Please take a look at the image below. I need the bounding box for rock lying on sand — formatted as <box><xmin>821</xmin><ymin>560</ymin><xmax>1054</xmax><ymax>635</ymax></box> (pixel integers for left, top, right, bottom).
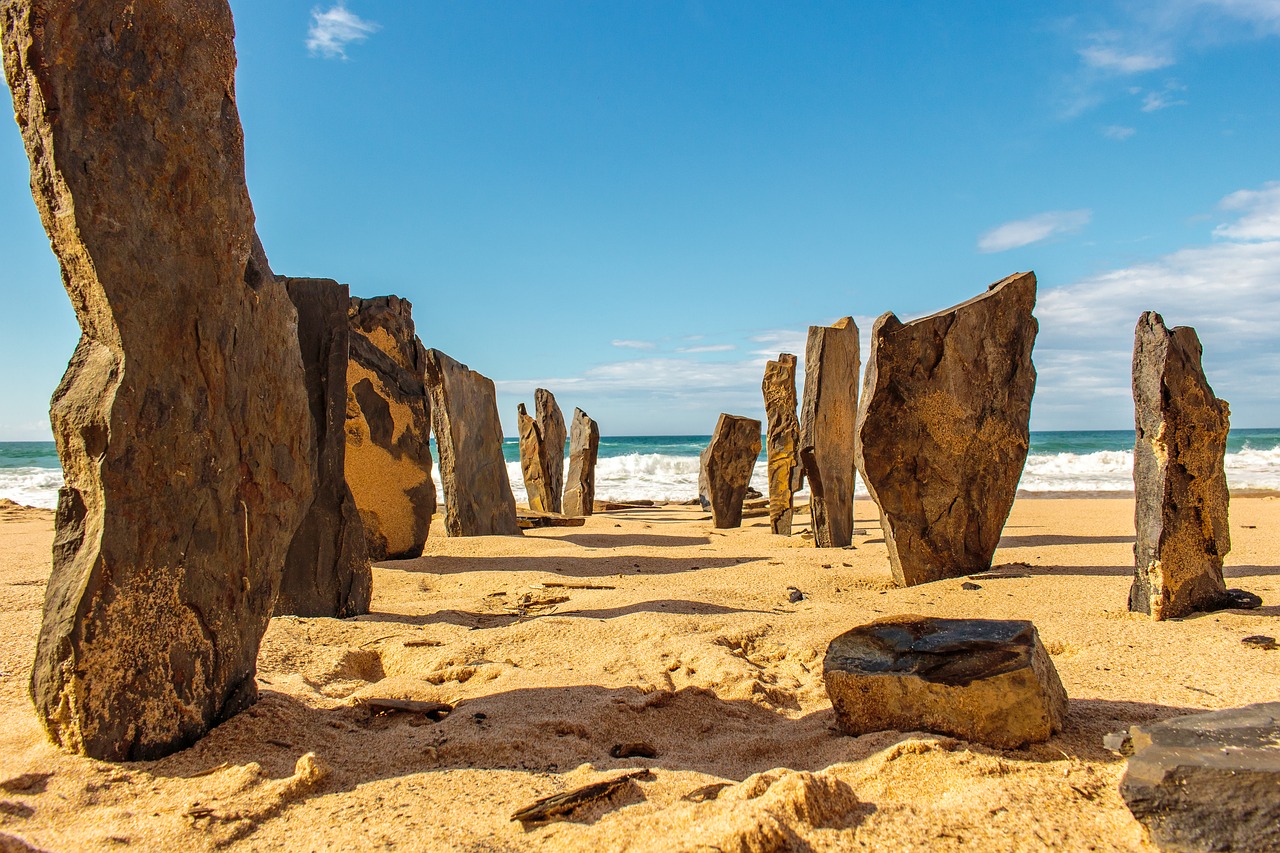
<box><xmin>1131</xmin><ymin>311</ymin><xmax>1232</xmax><ymax>620</ymax></box>
<box><xmin>800</xmin><ymin>318</ymin><xmax>859</xmax><ymax>548</ymax></box>
<box><xmin>762</xmin><ymin>353</ymin><xmax>803</xmax><ymax>536</ymax></box>
<box><xmin>824</xmin><ymin>615</ymin><xmax>1067</xmax><ymax>749</ymax></box>
<box><xmin>1119</xmin><ymin>702</ymin><xmax>1280</xmax><ymax>853</ymax></box>
<box><xmin>564</xmin><ymin>408</ymin><xmax>601</xmax><ymax>517</ymax></box>
<box><xmin>278</xmin><ymin>279</ymin><xmax>371</xmax><ymax>617</ymax></box>
<box><xmin>425</xmin><ymin>349</ymin><xmax>521</xmax><ymax>536</ymax></box>
<box><xmin>345</xmin><ymin>295</ymin><xmax>436</xmax><ymax>560</ymax></box>
<box><xmin>856</xmin><ymin>273</ymin><xmax>1038</xmax><ymax>587</ymax></box>
<box><xmin>536</xmin><ymin>389</ymin><xmax>567</xmax><ymax>514</ymax></box>
<box><xmin>517</xmin><ymin>402</ymin><xmax>552</xmax><ymax>512</ymax></box>
<box><xmin>5</xmin><ymin>0</ymin><xmax>312</xmax><ymax>760</ymax></box>
<box><xmin>701</xmin><ymin>414</ymin><xmax>763</xmax><ymax>529</ymax></box>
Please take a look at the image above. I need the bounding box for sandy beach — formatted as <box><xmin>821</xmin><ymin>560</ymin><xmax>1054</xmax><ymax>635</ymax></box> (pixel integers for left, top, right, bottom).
<box><xmin>1</xmin><ymin>494</ymin><xmax>1277</xmax><ymax>851</ymax></box>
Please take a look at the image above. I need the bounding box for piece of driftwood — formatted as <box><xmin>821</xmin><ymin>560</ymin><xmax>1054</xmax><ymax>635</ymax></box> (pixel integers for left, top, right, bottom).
<box><xmin>361</xmin><ymin>698</ymin><xmax>452</xmax><ymax>719</ymax></box>
<box><xmin>511</xmin><ymin>770</ymin><xmax>651</xmax><ymax>824</ymax></box>
<box><xmin>517</xmin><ymin>512</ymin><xmax>587</xmax><ymax>529</ymax></box>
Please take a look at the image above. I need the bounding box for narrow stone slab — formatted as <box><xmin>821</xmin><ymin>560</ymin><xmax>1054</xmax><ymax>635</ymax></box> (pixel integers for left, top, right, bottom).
<box><xmin>1131</xmin><ymin>312</ymin><xmax>1232</xmax><ymax>620</ymax></box>
<box><xmin>535</xmin><ymin>389</ymin><xmax>567</xmax><ymax>514</ymax></box>
<box><xmin>5</xmin><ymin>1</ymin><xmax>312</xmax><ymax>760</ymax></box>
<box><xmin>856</xmin><ymin>273</ymin><xmax>1037</xmax><ymax>586</ymax></box>
<box><xmin>762</xmin><ymin>353</ymin><xmax>802</xmax><ymax>536</ymax></box>
<box><xmin>517</xmin><ymin>402</ymin><xmax>552</xmax><ymax>512</ymax></box>
<box><xmin>424</xmin><ymin>349</ymin><xmax>521</xmax><ymax>536</ymax></box>
<box><xmin>824</xmin><ymin>615</ymin><xmax>1067</xmax><ymax>749</ymax></box>
<box><xmin>278</xmin><ymin>279</ymin><xmax>371</xmax><ymax>617</ymax></box>
<box><xmin>1120</xmin><ymin>703</ymin><xmax>1280</xmax><ymax>853</ymax></box>
<box><xmin>345</xmin><ymin>295</ymin><xmax>435</xmax><ymax>560</ymax></box>
<box><xmin>517</xmin><ymin>512</ymin><xmax>587</xmax><ymax>529</ymax></box>
<box><xmin>564</xmin><ymin>408</ymin><xmax>600</xmax><ymax>517</ymax></box>
<box><xmin>701</xmin><ymin>414</ymin><xmax>763</xmax><ymax>529</ymax></box>
<box><xmin>800</xmin><ymin>318</ymin><xmax>859</xmax><ymax>548</ymax></box>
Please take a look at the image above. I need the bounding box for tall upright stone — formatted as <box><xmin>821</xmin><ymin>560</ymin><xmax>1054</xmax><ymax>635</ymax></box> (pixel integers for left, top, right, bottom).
<box><xmin>762</xmin><ymin>353</ymin><xmax>802</xmax><ymax>536</ymax></box>
<box><xmin>517</xmin><ymin>402</ymin><xmax>552</xmax><ymax>512</ymax></box>
<box><xmin>535</xmin><ymin>388</ymin><xmax>567</xmax><ymax>514</ymax></box>
<box><xmin>424</xmin><ymin>349</ymin><xmax>521</xmax><ymax>536</ymax></box>
<box><xmin>278</xmin><ymin>279</ymin><xmax>371</xmax><ymax>618</ymax></box>
<box><xmin>702</xmin><ymin>414</ymin><xmax>763</xmax><ymax>529</ymax></box>
<box><xmin>564</xmin><ymin>408</ymin><xmax>600</xmax><ymax>517</ymax></box>
<box><xmin>856</xmin><ymin>273</ymin><xmax>1038</xmax><ymax>587</ymax></box>
<box><xmin>345</xmin><ymin>295</ymin><xmax>435</xmax><ymax>560</ymax></box>
<box><xmin>4</xmin><ymin>0</ymin><xmax>312</xmax><ymax>760</ymax></box>
<box><xmin>800</xmin><ymin>318</ymin><xmax>860</xmax><ymax>547</ymax></box>
<box><xmin>1131</xmin><ymin>311</ymin><xmax>1231</xmax><ymax>620</ymax></box>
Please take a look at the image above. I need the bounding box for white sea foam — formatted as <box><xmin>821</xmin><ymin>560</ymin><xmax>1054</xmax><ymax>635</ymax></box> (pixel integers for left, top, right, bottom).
<box><xmin>0</xmin><ymin>467</ymin><xmax>63</xmax><ymax>509</ymax></box>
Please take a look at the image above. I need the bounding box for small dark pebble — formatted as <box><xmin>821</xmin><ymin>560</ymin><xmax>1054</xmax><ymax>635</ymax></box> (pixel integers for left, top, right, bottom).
<box><xmin>788</xmin><ymin>587</ymin><xmax>805</xmax><ymax>603</ymax></box>
<box><xmin>961</xmin><ymin>581</ymin><xmax>982</xmax><ymax>591</ymax></box>
<box><xmin>1241</xmin><ymin>635</ymin><xmax>1278</xmax><ymax>650</ymax></box>
<box><xmin>682</xmin><ymin>782</ymin><xmax>732</xmax><ymax>803</ymax></box>
<box><xmin>1203</xmin><ymin>588</ymin><xmax>1263</xmax><ymax>611</ymax></box>
<box><xmin>610</xmin><ymin>742</ymin><xmax>658</xmax><ymax>759</ymax></box>
<box><xmin>473</xmin><ymin>712</ymin><xmax>488</xmax><ymax>723</ymax></box>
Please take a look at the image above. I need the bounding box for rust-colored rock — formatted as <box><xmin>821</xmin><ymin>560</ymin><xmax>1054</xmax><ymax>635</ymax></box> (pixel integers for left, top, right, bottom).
<box><xmin>424</xmin><ymin>349</ymin><xmax>521</xmax><ymax>536</ymax></box>
<box><xmin>762</xmin><ymin>353</ymin><xmax>802</xmax><ymax>536</ymax></box>
<box><xmin>517</xmin><ymin>402</ymin><xmax>551</xmax><ymax>512</ymax></box>
<box><xmin>4</xmin><ymin>0</ymin><xmax>312</xmax><ymax>760</ymax></box>
<box><xmin>345</xmin><ymin>295</ymin><xmax>436</xmax><ymax>560</ymax></box>
<box><xmin>856</xmin><ymin>273</ymin><xmax>1037</xmax><ymax>586</ymax></box>
<box><xmin>563</xmin><ymin>408</ymin><xmax>600</xmax><ymax>517</ymax></box>
<box><xmin>701</xmin><ymin>414</ymin><xmax>763</xmax><ymax>529</ymax></box>
<box><xmin>1131</xmin><ymin>312</ymin><xmax>1231</xmax><ymax>620</ymax></box>
<box><xmin>535</xmin><ymin>389</ymin><xmax>567</xmax><ymax>514</ymax></box>
<box><xmin>800</xmin><ymin>318</ymin><xmax>860</xmax><ymax>547</ymax></box>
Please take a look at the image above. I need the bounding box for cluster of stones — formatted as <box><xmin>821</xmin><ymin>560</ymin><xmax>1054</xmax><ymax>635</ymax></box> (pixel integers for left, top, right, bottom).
<box><xmin>518</xmin><ymin>392</ymin><xmax>599</xmax><ymax>519</ymax></box>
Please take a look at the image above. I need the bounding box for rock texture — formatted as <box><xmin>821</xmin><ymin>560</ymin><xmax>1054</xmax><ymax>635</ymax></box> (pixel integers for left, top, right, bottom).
<box><xmin>701</xmin><ymin>414</ymin><xmax>763</xmax><ymax>529</ymax></box>
<box><xmin>800</xmin><ymin>318</ymin><xmax>860</xmax><ymax>548</ymax></box>
<box><xmin>824</xmin><ymin>616</ymin><xmax>1067</xmax><ymax>749</ymax></box>
<box><xmin>278</xmin><ymin>279</ymin><xmax>371</xmax><ymax>618</ymax></box>
<box><xmin>762</xmin><ymin>353</ymin><xmax>802</xmax><ymax>536</ymax></box>
<box><xmin>1131</xmin><ymin>312</ymin><xmax>1232</xmax><ymax>620</ymax></box>
<box><xmin>424</xmin><ymin>349</ymin><xmax>521</xmax><ymax>536</ymax></box>
<box><xmin>345</xmin><ymin>295</ymin><xmax>436</xmax><ymax>560</ymax></box>
<box><xmin>4</xmin><ymin>0</ymin><xmax>313</xmax><ymax>760</ymax></box>
<box><xmin>564</xmin><ymin>408</ymin><xmax>600</xmax><ymax>518</ymax></box>
<box><xmin>517</xmin><ymin>403</ymin><xmax>552</xmax><ymax>512</ymax></box>
<box><xmin>856</xmin><ymin>273</ymin><xmax>1038</xmax><ymax>586</ymax></box>
<box><xmin>535</xmin><ymin>389</ymin><xmax>567</xmax><ymax>514</ymax></box>
<box><xmin>1120</xmin><ymin>703</ymin><xmax>1280</xmax><ymax>853</ymax></box>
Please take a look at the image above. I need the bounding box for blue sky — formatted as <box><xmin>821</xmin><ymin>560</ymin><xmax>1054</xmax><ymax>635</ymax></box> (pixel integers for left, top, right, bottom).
<box><xmin>2</xmin><ymin>0</ymin><xmax>1279</xmax><ymax>438</ymax></box>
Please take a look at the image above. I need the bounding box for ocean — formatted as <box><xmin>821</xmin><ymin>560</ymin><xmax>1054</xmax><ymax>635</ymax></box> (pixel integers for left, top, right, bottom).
<box><xmin>3</xmin><ymin>429</ymin><xmax>1279</xmax><ymax>510</ymax></box>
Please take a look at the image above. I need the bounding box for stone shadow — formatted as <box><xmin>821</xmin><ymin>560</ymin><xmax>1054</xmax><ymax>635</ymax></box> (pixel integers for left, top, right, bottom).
<box><xmin>358</xmin><ymin>599</ymin><xmax>776</xmax><ymax>629</ymax></box>
<box><xmin>377</xmin><ymin>554</ymin><xmax>764</xmax><ymax>578</ymax></box>
<box><xmin>997</xmin><ymin>534</ymin><xmax>1135</xmax><ymax>548</ymax></box>
<box><xmin>556</xmin><ymin>533</ymin><xmax>713</xmax><ymax>549</ymax></box>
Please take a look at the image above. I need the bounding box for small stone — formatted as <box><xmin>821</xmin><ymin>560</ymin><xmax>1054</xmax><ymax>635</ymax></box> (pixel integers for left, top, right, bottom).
<box><xmin>1241</xmin><ymin>635</ymin><xmax>1278</xmax><ymax>650</ymax></box>
<box><xmin>1102</xmin><ymin>730</ymin><xmax>1134</xmax><ymax>755</ymax></box>
<box><xmin>788</xmin><ymin>587</ymin><xmax>806</xmax><ymax>603</ymax></box>
<box><xmin>961</xmin><ymin>581</ymin><xmax>982</xmax><ymax>591</ymax></box>
<box><xmin>609</xmin><ymin>742</ymin><xmax>658</xmax><ymax>759</ymax></box>
<box><xmin>682</xmin><ymin>782</ymin><xmax>731</xmax><ymax>803</ymax></box>
<box><xmin>1203</xmin><ymin>588</ymin><xmax>1262</xmax><ymax>611</ymax></box>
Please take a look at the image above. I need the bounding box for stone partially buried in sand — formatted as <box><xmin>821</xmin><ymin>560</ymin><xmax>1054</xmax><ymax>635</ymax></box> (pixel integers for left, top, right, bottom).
<box><xmin>762</xmin><ymin>353</ymin><xmax>802</xmax><ymax>536</ymax></box>
<box><xmin>563</xmin><ymin>407</ymin><xmax>600</xmax><ymax>517</ymax></box>
<box><xmin>823</xmin><ymin>615</ymin><xmax>1067</xmax><ymax>749</ymax></box>
<box><xmin>800</xmin><ymin>318</ymin><xmax>859</xmax><ymax>548</ymax></box>
<box><xmin>701</xmin><ymin>414</ymin><xmax>763</xmax><ymax>529</ymax></box>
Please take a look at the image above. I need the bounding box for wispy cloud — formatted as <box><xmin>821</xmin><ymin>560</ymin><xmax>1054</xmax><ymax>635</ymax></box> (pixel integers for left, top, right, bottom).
<box><xmin>1078</xmin><ymin>44</ymin><xmax>1174</xmax><ymax>73</ymax></box>
<box><xmin>1140</xmin><ymin>80</ymin><xmax>1188</xmax><ymax>111</ymax></box>
<box><xmin>978</xmin><ymin>210</ymin><xmax>1092</xmax><ymax>253</ymax></box>
<box><xmin>1214</xmin><ymin>181</ymin><xmax>1280</xmax><ymax>240</ymax></box>
<box><xmin>307</xmin><ymin>3</ymin><xmax>379</xmax><ymax>60</ymax></box>
<box><xmin>611</xmin><ymin>339</ymin><xmax>657</xmax><ymax>350</ymax></box>
<box><xmin>1102</xmin><ymin>124</ymin><xmax>1137</xmax><ymax>140</ymax></box>
<box><xmin>676</xmin><ymin>343</ymin><xmax>736</xmax><ymax>354</ymax></box>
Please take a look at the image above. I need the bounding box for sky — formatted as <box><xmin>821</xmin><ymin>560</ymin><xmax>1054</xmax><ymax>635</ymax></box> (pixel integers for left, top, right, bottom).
<box><xmin>2</xmin><ymin>0</ymin><xmax>1279</xmax><ymax>438</ymax></box>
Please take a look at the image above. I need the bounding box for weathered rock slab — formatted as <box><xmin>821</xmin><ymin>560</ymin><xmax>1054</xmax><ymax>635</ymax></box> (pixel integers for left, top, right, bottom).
<box><xmin>1120</xmin><ymin>703</ymin><xmax>1280</xmax><ymax>853</ymax></box>
<box><xmin>856</xmin><ymin>273</ymin><xmax>1038</xmax><ymax>586</ymax></box>
<box><xmin>762</xmin><ymin>353</ymin><xmax>802</xmax><ymax>536</ymax></box>
<box><xmin>517</xmin><ymin>402</ymin><xmax>551</xmax><ymax>512</ymax></box>
<box><xmin>701</xmin><ymin>414</ymin><xmax>763</xmax><ymax>529</ymax></box>
<box><xmin>800</xmin><ymin>318</ymin><xmax>859</xmax><ymax>548</ymax></box>
<box><xmin>824</xmin><ymin>615</ymin><xmax>1067</xmax><ymax>749</ymax></box>
<box><xmin>535</xmin><ymin>389</ymin><xmax>567</xmax><ymax>514</ymax></box>
<box><xmin>564</xmin><ymin>408</ymin><xmax>600</xmax><ymax>517</ymax></box>
<box><xmin>1131</xmin><ymin>311</ymin><xmax>1232</xmax><ymax>620</ymax></box>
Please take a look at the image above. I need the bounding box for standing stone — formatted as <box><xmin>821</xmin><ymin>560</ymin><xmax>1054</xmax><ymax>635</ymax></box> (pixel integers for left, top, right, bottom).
<box><xmin>762</xmin><ymin>353</ymin><xmax>802</xmax><ymax>536</ymax></box>
<box><xmin>517</xmin><ymin>403</ymin><xmax>552</xmax><ymax>512</ymax></box>
<box><xmin>4</xmin><ymin>0</ymin><xmax>312</xmax><ymax>760</ymax></box>
<box><xmin>345</xmin><ymin>295</ymin><xmax>436</xmax><ymax>560</ymax></box>
<box><xmin>564</xmin><ymin>408</ymin><xmax>600</xmax><ymax>517</ymax></box>
<box><xmin>856</xmin><ymin>273</ymin><xmax>1037</xmax><ymax>587</ymax></box>
<box><xmin>1131</xmin><ymin>312</ymin><xmax>1231</xmax><ymax>620</ymax></box>
<box><xmin>278</xmin><ymin>279</ymin><xmax>371</xmax><ymax>618</ymax></box>
<box><xmin>800</xmin><ymin>318</ymin><xmax>860</xmax><ymax>548</ymax></box>
<box><xmin>424</xmin><ymin>349</ymin><xmax>521</xmax><ymax>536</ymax></box>
<box><xmin>535</xmin><ymin>388</ymin><xmax>567</xmax><ymax>514</ymax></box>
<box><xmin>702</xmin><ymin>414</ymin><xmax>763</xmax><ymax>529</ymax></box>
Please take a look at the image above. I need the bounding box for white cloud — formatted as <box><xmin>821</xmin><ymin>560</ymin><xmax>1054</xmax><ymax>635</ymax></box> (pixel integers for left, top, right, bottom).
<box><xmin>1102</xmin><ymin>124</ymin><xmax>1137</xmax><ymax>140</ymax></box>
<box><xmin>1078</xmin><ymin>45</ymin><xmax>1174</xmax><ymax>73</ymax></box>
<box><xmin>306</xmin><ymin>3</ymin><xmax>379</xmax><ymax>59</ymax></box>
<box><xmin>676</xmin><ymin>344</ymin><xmax>736</xmax><ymax>353</ymax></box>
<box><xmin>1214</xmin><ymin>181</ymin><xmax>1280</xmax><ymax>240</ymax></box>
<box><xmin>611</xmin><ymin>339</ymin><xmax>656</xmax><ymax>350</ymax></box>
<box><xmin>1139</xmin><ymin>81</ymin><xmax>1188</xmax><ymax>111</ymax></box>
<box><xmin>978</xmin><ymin>210</ymin><xmax>1092</xmax><ymax>253</ymax></box>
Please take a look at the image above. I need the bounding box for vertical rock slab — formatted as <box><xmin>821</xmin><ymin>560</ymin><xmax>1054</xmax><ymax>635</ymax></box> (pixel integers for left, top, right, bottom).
<box><xmin>800</xmin><ymin>318</ymin><xmax>860</xmax><ymax>548</ymax></box>
<box><xmin>856</xmin><ymin>273</ymin><xmax>1037</xmax><ymax>587</ymax></box>
<box><xmin>535</xmin><ymin>389</ymin><xmax>567</xmax><ymax>514</ymax></box>
<box><xmin>564</xmin><ymin>408</ymin><xmax>600</xmax><ymax>517</ymax></box>
<box><xmin>278</xmin><ymin>279</ymin><xmax>371</xmax><ymax>618</ymax></box>
<box><xmin>762</xmin><ymin>353</ymin><xmax>802</xmax><ymax>536</ymax></box>
<box><xmin>3</xmin><ymin>0</ymin><xmax>312</xmax><ymax>760</ymax></box>
<box><xmin>345</xmin><ymin>295</ymin><xmax>435</xmax><ymax>560</ymax></box>
<box><xmin>702</xmin><ymin>414</ymin><xmax>763</xmax><ymax>529</ymax></box>
<box><xmin>424</xmin><ymin>349</ymin><xmax>521</xmax><ymax>536</ymax></box>
<box><xmin>1130</xmin><ymin>312</ymin><xmax>1231</xmax><ymax>620</ymax></box>
<box><xmin>517</xmin><ymin>403</ymin><xmax>551</xmax><ymax>512</ymax></box>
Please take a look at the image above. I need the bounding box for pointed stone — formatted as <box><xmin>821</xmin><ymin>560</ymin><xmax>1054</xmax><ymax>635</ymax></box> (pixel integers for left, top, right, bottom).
<box><xmin>5</xmin><ymin>1</ymin><xmax>312</xmax><ymax>760</ymax></box>
<box><xmin>1131</xmin><ymin>312</ymin><xmax>1231</xmax><ymax>620</ymax></box>
<box><xmin>345</xmin><ymin>295</ymin><xmax>436</xmax><ymax>560</ymax></box>
<box><xmin>564</xmin><ymin>408</ymin><xmax>601</xmax><ymax>517</ymax></box>
<box><xmin>517</xmin><ymin>402</ymin><xmax>552</xmax><ymax>512</ymax></box>
<box><xmin>535</xmin><ymin>389</ymin><xmax>567</xmax><ymax>514</ymax></box>
<box><xmin>856</xmin><ymin>273</ymin><xmax>1037</xmax><ymax>586</ymax></box>
<box><xmin>762</xmin><ymin>353</ymin><xmax>802</xmax><ymax>536</ymax></box>
<box><xmin>800</xmin><ymin>318</ymin><xmax>860</xmax><ymax>547</ymax></box>
<box><xmin>702</xmin><ymin>414</ymin><xmax>763</xmax><ymax>529</ymax></box>
<box><xmin>424</xmin><ymin>350</ymin><xmax>521</xmax><ymax>536</ymax></box>
<box><xmin>278</xmin><ymin>279</ymin><xmax>371</xmax><ymax>617</ymax></box>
